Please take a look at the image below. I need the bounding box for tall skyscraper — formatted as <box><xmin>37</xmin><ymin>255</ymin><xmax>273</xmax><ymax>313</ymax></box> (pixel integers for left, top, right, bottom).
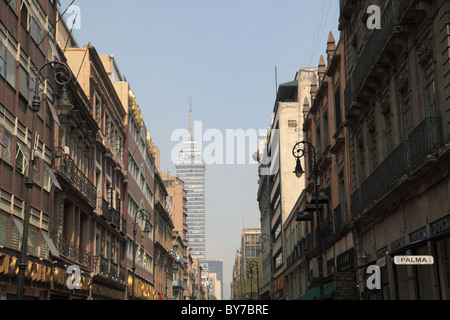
<box><xmin>176</xmin><ymin>98</ymin><xmax>206</xmax><ymax>264</ymax></box>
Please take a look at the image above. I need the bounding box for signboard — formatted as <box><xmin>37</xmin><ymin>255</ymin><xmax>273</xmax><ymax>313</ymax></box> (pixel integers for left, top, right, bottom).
<box><xmin>304</xmin><ymin>203</ymin><xmax>324</xmax><ymax>212</ymax></box>
<box><xmin>431</xmin><ymin>215</ymin><xmax>450</xmax><ymax>237</ymax></box>
<box><xmin>336</xmin><ymin>249</ymin><xmax>356</xmax><ymax>272</ymax></box>
<box><xmin>335</xmin><ymin>272</ymin><xmax>359</xmax><ymax>300</ymax></box>
<box><xmin>297</xmin><ymin>212</ymin><xmax>313</xmax><ymax>222</ymax></box>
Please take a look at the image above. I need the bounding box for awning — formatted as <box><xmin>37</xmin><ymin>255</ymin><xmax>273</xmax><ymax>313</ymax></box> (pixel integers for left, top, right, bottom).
<box><xmin>45</xmin><ymin>164</ymin><xmax>62</xmax><ymax>191</ymax></box>
<box><xmin>297</xmin><ymin>282</ymin><xmax>335</xmax><ymax>300</ymax></box>
<box><xmin>13</xmin><ymin>219</ymin><xmax>34</xmax><ymax>248</ymax></box>
<box><xmin>42</xmin><ymin>232</ymin><xmax>60</xmax><ymax>259</ymax></box>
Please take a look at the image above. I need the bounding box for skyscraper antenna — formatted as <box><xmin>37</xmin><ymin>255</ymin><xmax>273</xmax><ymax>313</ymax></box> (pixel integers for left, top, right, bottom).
<box><xmin>189</xmin><ymin>96</ymin><xmax>193</xmax><ymax>142</ymax></box>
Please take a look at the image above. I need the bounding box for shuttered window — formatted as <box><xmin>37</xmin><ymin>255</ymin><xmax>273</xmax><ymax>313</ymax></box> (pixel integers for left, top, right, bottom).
<box><xmin>11</xmin><ymin>219</ymin><xmax>21</xmax><ymax>251</ymax></box>
<box><xmin>0</xmin><ymin>210</ymin><xmax>9</xmax><ymax>247</ymax></box>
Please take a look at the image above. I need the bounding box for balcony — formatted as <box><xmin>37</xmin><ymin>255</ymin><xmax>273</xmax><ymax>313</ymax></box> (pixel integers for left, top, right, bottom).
<box><xmin>408</xmin><ymin>117</ymin><xmax>443</xmax><ymax>167</ymax></box>
<box><xmin>319</xmin><ymin>215</ymin><xmax>333</xmax><ymax>242</ymax></box>
<box><xmin>173</xmin><ymin>280</ymin><xmax>186</xmax><ymax>290</ymax></box>
<box><xmin>334</xmin><ymin>203</ymin><xmax>348</xmax><ymax>231</ymax></box>
<box><xmin>55</xmin><ymin>150</ymin><xmax>97</xmax><ymax>208</ymax></box>
<box><xmin>97</xmin><ymin>198</ymin><xmax>123</xmax><ymax>231</ymax></box>
<box><xmin>51</xmin><ymin>233</ymin><xmax>91</xmax><ymax>269</ymax></box>
<box><xmin>344</xmin><ymin>0</ymin><xmax>411</xmax><ymax>112</ymax></box>
<box><xmin>94</xmin><ymin>255</ymin><xmax>126</xmax><ymax>284</ymax></box>
<box><xmin>351</xmin><ymin>117</ymin><xmax>444</xmax><ymax>218</ymax></box>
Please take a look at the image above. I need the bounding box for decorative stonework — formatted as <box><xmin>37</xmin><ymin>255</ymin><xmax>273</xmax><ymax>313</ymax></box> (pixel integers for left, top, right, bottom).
<box><xmin>417</xmin><ymin>37</ymin><xmax>433</xmax><ymax>62</ymax></box>
<box><xmin>380</xmin><ymin>94</ymin><xmax>390</xmax><ymax>114</ymax></box>
<box><xmin>396</xmin><ymin>67</ymin><xmax>409</xmax><ymax>89</ymax></box>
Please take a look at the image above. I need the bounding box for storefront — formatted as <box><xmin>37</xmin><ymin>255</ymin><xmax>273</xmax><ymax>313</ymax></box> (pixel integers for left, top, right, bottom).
<box><xmin>0</xmin><ymin>248</ymin><xmax>90</xmax><ymax>300</ymax></box>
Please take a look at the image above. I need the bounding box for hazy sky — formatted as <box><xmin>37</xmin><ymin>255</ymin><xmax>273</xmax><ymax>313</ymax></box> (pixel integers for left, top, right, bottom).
<box><xmin>61</xmin><ymin>0</ymin><xmax>340</xmax><ymax>299</ymax></box>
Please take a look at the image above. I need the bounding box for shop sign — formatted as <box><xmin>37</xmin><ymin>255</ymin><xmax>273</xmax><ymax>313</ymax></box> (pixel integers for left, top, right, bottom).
<box><xmin>127</xmin><ymin>274</ymin><xmax>156</xmax><ymax>300</ymax></box>
<box><xmin>391</xmin><ymin>237</ymin><xmax>405</xmax><ymax>252</ymax></box>
<box><xmin>431</xmin><ymin>215</ymin><xmax>450</xmax><ymax>237</ymax></box>
<box><xmin>410</xmin><ymin>227</ymin><xmax>427</xmax><ymax>244</ymax></box>
<box><xmin>394</xmin><ymin>256</ymin><xmax>434</xmax><ymax>265</ymax></box>
<box><xmin>92</xmin><ymin>282</ymin><xmax>125</xmax><ymax>300</ymax></box>
<box><xmin>335</xmin><ymin>272</ymin><xmax>358</xmax><ymax>300</ymax></box>
<box><xmin>336</xmin><ymin>249</ymin><xmax>355</xmax><ymax>272</ymax></box>
<box><xmin>0</xmin><ymin>252</ymin><xmax>90</xmax><ymax>291</ymax></box>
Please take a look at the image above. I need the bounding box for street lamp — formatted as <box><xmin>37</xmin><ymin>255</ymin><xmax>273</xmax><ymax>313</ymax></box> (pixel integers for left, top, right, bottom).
<box><xmin>248</xmin><ymin>260</ymin><xmax>260</xmax><ymax>300</ymax></box>
<box><xmin>17</xmin><ymin>60</ymin><xmax>73</xmax><ymax>300</ymax></box>
<box><xmin>131</xmin><ymin>208</ymin><xmax>153</xmax><ymax>300</ymax></box>
<box><xmin>292</xmin><ymin>141</ymin><xmax>324</xmax><ymax>300</ymax></box>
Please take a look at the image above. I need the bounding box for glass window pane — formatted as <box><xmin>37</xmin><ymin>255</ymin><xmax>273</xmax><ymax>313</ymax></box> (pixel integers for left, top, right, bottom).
<box><xmin>6</xmin><ymin>51</ymin><xmax>16</xmax><ymax>88</ymax></box>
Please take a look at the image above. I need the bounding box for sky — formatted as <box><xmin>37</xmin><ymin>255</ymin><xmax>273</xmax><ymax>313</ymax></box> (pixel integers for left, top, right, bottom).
<box><xmin>60</xmin><ymin>0</ymin><xmax>340</xmax><ymax>299</ymax></box>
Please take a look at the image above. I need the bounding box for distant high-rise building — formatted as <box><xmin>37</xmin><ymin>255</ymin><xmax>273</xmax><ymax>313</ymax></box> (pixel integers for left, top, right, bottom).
<box><xmin>176</xmin><ymin>98</ymin><xmax>206</xmax><ymax>264</ymax></box>
<box><xmin>206</xmin><ymin>260</ymin><xmax>224</xmax><ymax>299</ymax></box>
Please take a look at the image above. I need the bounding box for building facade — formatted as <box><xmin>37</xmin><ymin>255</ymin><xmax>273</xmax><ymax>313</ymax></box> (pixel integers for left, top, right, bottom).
<box><xmin>259</xmin><ymin>68</ymin><xmax>317</xmax><ymax>300</ymax></box>
<box><xmin>0</xmin><ymin>0</ymin><xmax>87</xmax><ymax>300</ymax></box>
<box><xmin>102</xmin><ymin>55</ymin><xmax>157</xmax><ymax>300</ymax></box>
<box><xmin>161</xmin><ymin>172</ymin><xmax>188</xmax><ymax>243</ymax></box>
<box><xmin>340</xmin><ymin>0</ymin><xmax>450</xmax><ymax>300</ymax></box>
<box><xmin>205</xmin><ymin>259</ymin><xmax>223</xmax><ymax>299</ymax></box>
<box><xmin>294</xmin><ymin>32</ymin><xmax>353</xmax><ymax>300</ymax></box>
<box><xmin>154</xmin><ymin>169</ymin><xmax>175</xmax><ymax>300</ymax></box>
<box><xmin>63</xmin><ymin>44</ymin><xmax>128</xmax><ymax>300</ymax></box>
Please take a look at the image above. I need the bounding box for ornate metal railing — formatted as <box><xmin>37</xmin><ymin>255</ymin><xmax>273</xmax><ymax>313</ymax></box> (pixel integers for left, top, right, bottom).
<box><xmin>334</xmin><ymin>203</ymin><xmax>348</xmax><ymax>231</ymax></box>
<box><xmin>408</xmin><ymin>117</ymin><xmax>443</xmax><ymax>167</ymax></box>
<box><xmin>319</xmin><ymin>215</ymin><xmax>333</xmax><ymax>242</ymax></box>
<box><xmin>351</xmin><ymin>117</ymin><xmax>444</xmax><ymax>218</ymax></box>
<box><xmin>51</xmin><ymin>233</ymin><xmax>91</xmax><ymax>268</ymax></box>
<box><xmin>344</xmin><ymin>0</ymin><xmax>411</xmax><ymax>112</ymax></box>
<box><xmin>94</xmin><ymin>256</ymin><xmax>126</xmax><ymax>284</ymax></box>
<box><xmin>55</xmin><ymin>150</ymin><xmax>96</xmax><ymax>207</ymax></box>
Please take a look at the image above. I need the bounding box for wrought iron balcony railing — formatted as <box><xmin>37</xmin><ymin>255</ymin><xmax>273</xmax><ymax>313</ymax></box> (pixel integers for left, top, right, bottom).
<box><xmin>96</xmin><ymin>198</ymin><xmax>123</xmax><ymax>231</ymax></box>
<box><xmin>344</xmin><ymin>0</ymin><xmax>411</xmax><ymax>113</ymax></box>
<box><xmin>55</xmin><ymin>149</ymin><xmax>97</xmax><ymax>208</ymax></box>
<box><xmin>408</xmin><ymin>117</ymin><xmax>443</xmax><ymax>167</ymax></box>
<box><xmin>94</xmin><ymin>255</ymin><xmax>126</xmax><ymax>284</ymax></box>
<box><xmin>173</xmin><ymin>280</ymin><xmax>186</xmax><ymax>290</ymax></box>
<box><xmin>351</xmin><ymin>117</ymin><xmax>444</xmax><ymax>218</ymax></box>
<box><xmin>51</xmin><ymin>232</ymin><xmax>91</xmax><ymax>269</ymax></box>
<box><xmin>334</xmin><ymin>203</ymin><xmax>348</xmax><ymax>231</ymax></box>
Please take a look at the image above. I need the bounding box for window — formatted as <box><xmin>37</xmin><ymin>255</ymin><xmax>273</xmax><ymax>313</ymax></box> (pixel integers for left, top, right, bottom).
<box><xmin>6</xmin><ymin>49</ymin><xmax>16</xmax><ymax>88</ymax></box>
<box><xmin>323</xmin><ymin>107</ymin><xmax>330</xmax><ymax>148</ymax></box>
<box><xmin>400</xmin><ymin>86</ymin><xmax>413</xmax><ymax>138</ymax></box>
<box><xmin>383</xmin><ymin>109</ymin><xmax>394</xmax><ymax>156</ymax></box>
<box><xmin>2</xmin><ymin>129</ymin><xmax>13</xmax><ymax>165</ymax></box>
<box><xmin>9</xmin><ymin>0</ymin><xmax>18</xmax><ymax>15</ymax></box>
<box><xmin>94</xmin><ymin>94</ymin><xmax>102</xmax><ymax>123</ymax></box>
<box><xmin>19</xmin><ymin>66</ymin><xmax>28</xmax><ymax>98</ymax></box>
<box><xmin>20</xmin><ymin>3</ymin><xmax>29</xmax><ymax>30</ymax></box>
<box><xmin>0</xmin><ymin>31</ymin><xmax>5</xmax><ymax>78</ymax></box>
<box><xmin>15</xmin><ymin>143</ymin><xmax>29</xmax><ymax>175</ymax></box>
<box><xmin>422</xmin><ymin>56</ymin><xmax>437</xmax><ymax>117</ymax></box>
<box><xmin>334</xmin><ymin>85</ymin><xmax>342</xmax><ymax>129</ymax></box>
